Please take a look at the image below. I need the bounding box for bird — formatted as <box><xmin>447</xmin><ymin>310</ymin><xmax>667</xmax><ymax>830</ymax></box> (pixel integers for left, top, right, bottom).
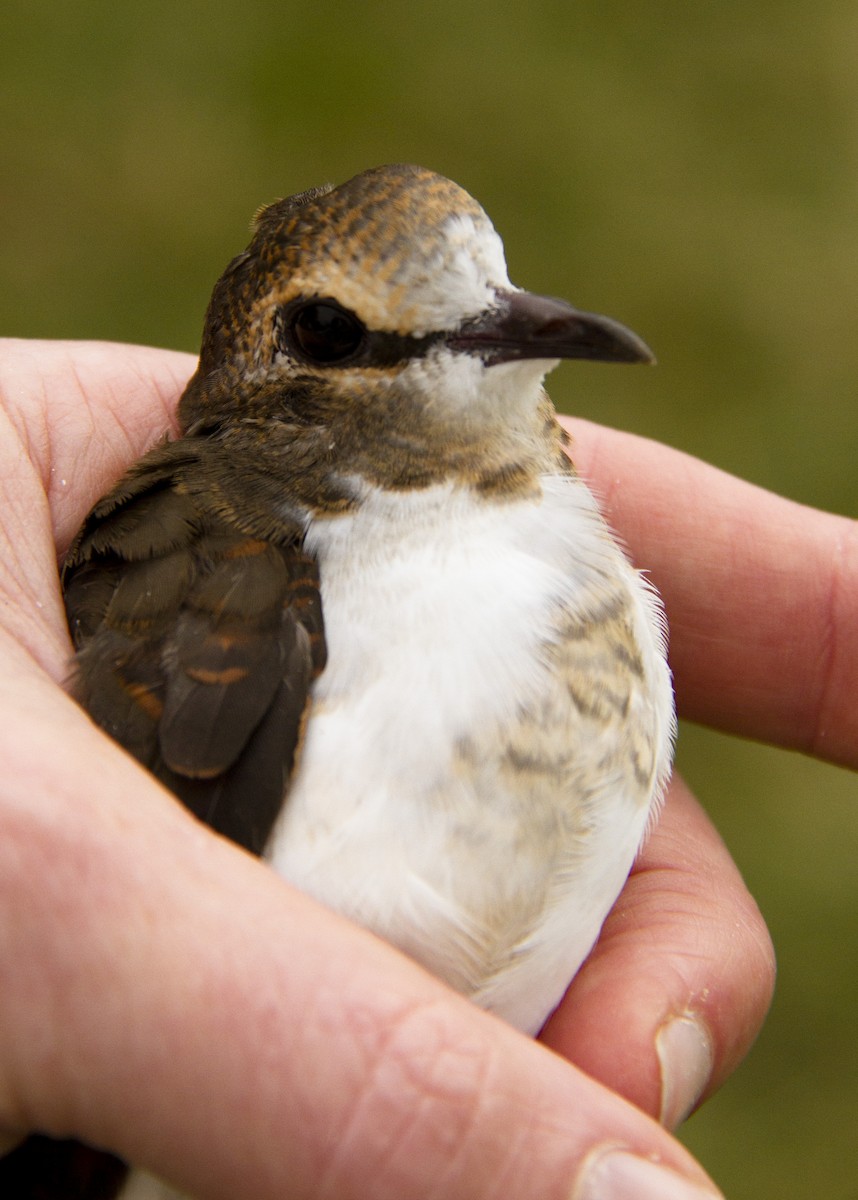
<box><xmin>1</xmin><ymin>164</ymin><xmax>674</xmax><ymax>1199</ymax></box>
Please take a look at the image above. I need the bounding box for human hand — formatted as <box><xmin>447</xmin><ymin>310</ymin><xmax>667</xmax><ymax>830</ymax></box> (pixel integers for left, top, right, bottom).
<box><xmin>2</xmin><ymin>337</ymin><xmax>843</xmax><ymax>1199</ymax></box>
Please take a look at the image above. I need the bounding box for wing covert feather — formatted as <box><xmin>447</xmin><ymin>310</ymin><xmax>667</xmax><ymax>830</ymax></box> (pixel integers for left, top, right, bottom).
<box><xmin>62</xmin><ymin>441</ymin><xmax>325</xmax><ymax>856</ymax></box>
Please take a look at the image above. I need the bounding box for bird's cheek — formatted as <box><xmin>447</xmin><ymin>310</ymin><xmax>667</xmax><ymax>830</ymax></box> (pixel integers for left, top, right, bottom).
<box><xmin>487</xmin><ymin>357</ymin><xmax>557</xmax><ymax>408</ymax></box>
<box><xmin>390</xmin><ymin>351</ymin><xmax>487</xmax><ymax>421</ymax></box>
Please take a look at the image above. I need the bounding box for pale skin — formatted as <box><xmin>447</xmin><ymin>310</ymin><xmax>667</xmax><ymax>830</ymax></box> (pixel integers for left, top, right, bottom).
<box><xmin>0</xmin><ymin>339</ymin><xmax>854</xmax><ymax>1199</ymax></box>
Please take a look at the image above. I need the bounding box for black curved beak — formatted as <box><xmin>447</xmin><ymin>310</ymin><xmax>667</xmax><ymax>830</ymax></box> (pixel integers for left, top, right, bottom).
<box><xmin>449</xmin><ymin>289</ymin><xmax>654</xmax><ymax>366</ymax></box>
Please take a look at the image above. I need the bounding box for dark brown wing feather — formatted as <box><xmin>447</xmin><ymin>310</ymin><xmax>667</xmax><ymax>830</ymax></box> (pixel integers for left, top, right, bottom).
<box><xmin>63</xmin><ymin>438</ymin><xmax>325</xmax><ymax>855</ymax></box>
<box><xmin>5</xmin><ymin>438</ymin><xmax>327</xmax><ymax>1199</ymax></box>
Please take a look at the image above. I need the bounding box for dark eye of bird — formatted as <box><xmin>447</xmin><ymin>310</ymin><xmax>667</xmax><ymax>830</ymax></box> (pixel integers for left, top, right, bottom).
<box><xmin>289</xmin><ymin>301</ymin><xmax>366</xmax><ymax>364</ymax></box>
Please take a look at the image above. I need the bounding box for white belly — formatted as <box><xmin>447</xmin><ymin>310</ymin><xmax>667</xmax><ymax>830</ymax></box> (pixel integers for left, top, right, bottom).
<box><xmin>267</xmin><ymin>474</ymin><xmax>674</xmax><ymax>1035</ymax></box>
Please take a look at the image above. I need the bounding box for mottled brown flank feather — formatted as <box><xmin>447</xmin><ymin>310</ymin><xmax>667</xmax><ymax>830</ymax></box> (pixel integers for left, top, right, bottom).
<box><xmin>62</xmin><ymin>437</ymin><xmax>326</xmax><ymax>856</ymax></box>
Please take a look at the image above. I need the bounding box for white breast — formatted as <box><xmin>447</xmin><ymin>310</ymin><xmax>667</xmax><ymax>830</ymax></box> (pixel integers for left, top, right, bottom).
<box><xmin>266</xmin><ymin>473</ymin><xmax>673</xmax><ymax>1033</ymax></box>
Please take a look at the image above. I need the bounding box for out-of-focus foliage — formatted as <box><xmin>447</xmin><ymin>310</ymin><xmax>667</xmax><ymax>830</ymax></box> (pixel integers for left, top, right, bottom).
<box><xmin>2</xmin><ymin>3</ymin><xmax>856</xmax><ymax>1196</ymax></box>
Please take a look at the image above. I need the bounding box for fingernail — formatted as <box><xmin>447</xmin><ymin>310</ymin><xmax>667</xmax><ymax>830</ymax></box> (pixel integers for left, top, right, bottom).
<box><xmin>573</xmin><ymin>1148</ymin><xmax>724</xmax><ymax>1200</ymax></box>
<box><xmin>656</xmin><ymin>1013</ymin><xmax>714</xmax><ymax>1129</ymax></box>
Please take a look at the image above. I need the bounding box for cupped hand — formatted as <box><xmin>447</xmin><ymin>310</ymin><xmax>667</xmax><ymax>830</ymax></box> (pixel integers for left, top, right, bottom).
<box><xmin>1</xmin><ymin>338</ymin><xmax>850</xmax><ymax>1199</ymax></box>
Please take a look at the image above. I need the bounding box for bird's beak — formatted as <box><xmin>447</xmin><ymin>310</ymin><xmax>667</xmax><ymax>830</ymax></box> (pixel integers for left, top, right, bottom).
<box><xmin>449</xmin><ymin>289</ymin><xmax>654</xmax><ymax>366</ymax></box>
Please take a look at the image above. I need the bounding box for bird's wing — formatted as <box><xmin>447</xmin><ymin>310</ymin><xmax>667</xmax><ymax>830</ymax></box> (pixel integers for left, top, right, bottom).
<box><xmin>62</xmin><ymin>439</ymin><xmax>326</xmax><ymax>856</ymax></box>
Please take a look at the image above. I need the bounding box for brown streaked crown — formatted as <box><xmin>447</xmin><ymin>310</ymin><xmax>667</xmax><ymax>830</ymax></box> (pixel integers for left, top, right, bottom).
<box><xmin>183</xmin><ymin>165</ymin><xmax>504</xmax><ymax>411</ymax></box>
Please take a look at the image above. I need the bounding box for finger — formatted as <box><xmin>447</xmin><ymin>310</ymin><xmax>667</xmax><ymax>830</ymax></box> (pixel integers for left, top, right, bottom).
<box><xmin>0</xmin><ymin>340</ymin><xmax>194</xmax><ymax>679</ymax></box>
<box><xmin>563</xmin><ymin>417</ymin><xmax>858</xmax><ymax>768</ymax></box>
<box><xmin>0</xmin><ymin>338</ymin><xmax>194</xmax><ymax>553</ymax></box>
<box><xmin>0</xmin><ymin>673</ymin><xmax>725</xmax><ymax>1200</ymax></box>
<box><xmin>541</xmin><ymin>774</ymin><xmax>775</xmax><ymax>1129</ymax></box>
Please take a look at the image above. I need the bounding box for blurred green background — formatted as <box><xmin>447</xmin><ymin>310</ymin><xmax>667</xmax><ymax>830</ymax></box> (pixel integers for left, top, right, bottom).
<box><xmin>3</xmin><ymin>1</ymin><xmax>856</xmax><ymax>1195</ymax></box>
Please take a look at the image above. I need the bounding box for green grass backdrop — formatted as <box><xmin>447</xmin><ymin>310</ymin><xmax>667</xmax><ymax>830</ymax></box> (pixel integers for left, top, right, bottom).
<box><xmin>3</xmin><ymin>2</ymin><xmax>857</xmax><ymax>1196</ymax></box>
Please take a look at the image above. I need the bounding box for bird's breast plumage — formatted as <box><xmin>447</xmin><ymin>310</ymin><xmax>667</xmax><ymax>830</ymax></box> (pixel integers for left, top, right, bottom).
<box><xmin>266</xmin><ymin>471</ymin><xmax>674</xmax><ymax>1034</ymax></box>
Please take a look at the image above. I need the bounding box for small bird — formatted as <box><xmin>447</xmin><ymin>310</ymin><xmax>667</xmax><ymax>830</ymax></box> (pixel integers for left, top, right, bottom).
<box><xmin>3</xmin><ymin>164</ymin><xmax>674</xmax><ymax>1199</ymax></box>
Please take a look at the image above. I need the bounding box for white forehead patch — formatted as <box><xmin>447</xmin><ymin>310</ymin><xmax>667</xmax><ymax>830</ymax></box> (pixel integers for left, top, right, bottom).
<box><xmin>384</xmin><ymin>213</ymin><xmax>512</xmax><ymax>335</ymax></box>
<box><xmin>283</xmin><ymin>211</ymin><xmax>512</xmax><ymax>337</ymax></box>
<box><xmin>427</xmin><ymin>213</ymin><xmax>512</xmax><ymax>326</ymax></box>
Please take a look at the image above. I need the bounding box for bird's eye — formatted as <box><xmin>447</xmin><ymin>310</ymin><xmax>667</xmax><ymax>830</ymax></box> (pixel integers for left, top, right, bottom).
<box><xmin>289</xmin><ymin>301</ymin><xmax>365</xmax><ymax>364</ymax></box>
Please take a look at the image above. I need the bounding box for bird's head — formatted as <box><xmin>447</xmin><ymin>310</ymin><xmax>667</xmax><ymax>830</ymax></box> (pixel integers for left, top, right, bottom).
<box><xmin>180</xmin><ymin>164</ymin><xmax>652</xmax><ymax>490</ymax></box>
